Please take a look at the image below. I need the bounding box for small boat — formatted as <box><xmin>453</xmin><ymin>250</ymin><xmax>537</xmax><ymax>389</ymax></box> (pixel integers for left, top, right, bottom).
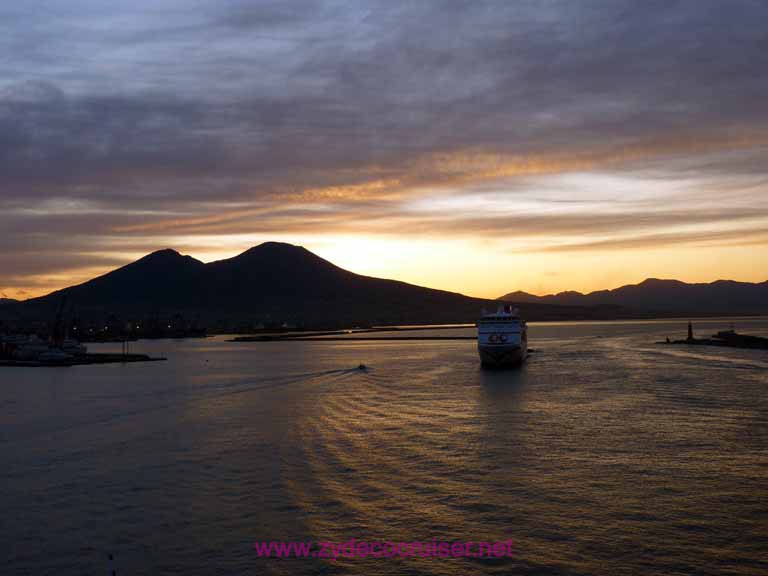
<box><xmin>62</xmin><ymin>338</ymin><xmax>87</xmax><ymax>355</ymax></box>
<box><xmin>12</xmin><ymin>335</ymin><xmax>51</xmax><ymax>360</ymax></box>
<box><xmin>2</xmin><ymin>334</ymin><xmax>86</xmax><ymax>361</ymax></box>
<box><xmin>38</xmin><ymin>350</ymin><xmax>73</xmax><ymax>363</ymax></box>
<box><xmin>477</xmin><ymin>305</ymin><xmax>528</xmax><ymax>367</ymax></box>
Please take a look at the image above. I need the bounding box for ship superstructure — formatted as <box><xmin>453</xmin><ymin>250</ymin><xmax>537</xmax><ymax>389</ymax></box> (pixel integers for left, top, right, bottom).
<box><xmin>477</xmin><ymin>305</ymin><xmax>528</xmax><ymax>367</ymax></box>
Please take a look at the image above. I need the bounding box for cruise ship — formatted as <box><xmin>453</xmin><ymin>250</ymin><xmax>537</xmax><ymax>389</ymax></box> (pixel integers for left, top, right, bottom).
<box><xmin>477</xmin><ymin>305</ymin><xmax>528</xmax><ymax>367</ymax></box>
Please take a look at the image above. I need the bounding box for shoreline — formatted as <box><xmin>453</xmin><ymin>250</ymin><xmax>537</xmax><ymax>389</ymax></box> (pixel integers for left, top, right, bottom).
<box><xmin>0</xmin><ymin>353</ymin><xmax>167</xmax><ymax>367</ymax></box>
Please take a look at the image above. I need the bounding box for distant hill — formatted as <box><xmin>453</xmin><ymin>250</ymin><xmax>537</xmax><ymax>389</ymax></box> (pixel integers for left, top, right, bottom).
<box><xmin>3</xmin><ymin>242</ymin><xmax>621</xmax><ymax>331</ymax></box>
<box><xmin>500</xmin><ymin>278</ymin><xmax>768</xmax><ymax>315</ymax></box>
<box><xmin>0</xmin><ymin>298</ymin><xmax>18</xmax><ymax>305</ymax></box>
<box><xmin>7</xmin><ymin>246</ymin><xmax>757</xmax><ymax>333</ymax></box>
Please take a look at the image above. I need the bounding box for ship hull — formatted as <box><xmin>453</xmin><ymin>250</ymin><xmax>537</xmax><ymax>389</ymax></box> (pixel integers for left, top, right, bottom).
<box><xmin>478</xmin><ymin>344</ymin><xmax>527</xmax><ymax>368</ymax></box>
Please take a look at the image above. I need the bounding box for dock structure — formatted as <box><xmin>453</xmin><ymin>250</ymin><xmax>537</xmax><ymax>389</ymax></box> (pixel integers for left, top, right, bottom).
<box><xmin>229</xmin><ymin>325</ymin><xmax>476</xmax><ymax>342</ymax></box>
<box><xmin>0</xmin><ymin>352</ymin><xmax>166</xmax><ymax>367</ymax></box>
<box><xmin>659</xmin><ymin>326</ymin><xmax>768</xmax><ymax>350</ymax></box>
<box><xmin>232</xmin><ymin>335</ymin><xmax>477</xmax><ymax>342</ymax></box>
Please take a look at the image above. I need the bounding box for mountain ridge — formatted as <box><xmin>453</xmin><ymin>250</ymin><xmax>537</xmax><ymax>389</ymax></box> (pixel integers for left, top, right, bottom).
<box><xmin>5</xmin><ymin>242</ymin><xmax>576</xmax><ymax>330</ymax></box>
<box><xmin>499</xmin><ymin>277</ymin><xmax>768</xmax><ymax>314</ymax></box>
<box><xmin>2</xmin><ymin>245</ymin><xmax>764</xmax><ymax>333</ymax></box>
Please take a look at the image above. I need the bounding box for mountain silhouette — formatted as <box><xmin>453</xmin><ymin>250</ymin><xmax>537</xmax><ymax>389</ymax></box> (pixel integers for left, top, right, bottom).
<box><xmin>45</xmin><ymin>248</ymin><xmax>208</xmax><ymax>310</ymax></box>
<box><xmin>5</xmin><ymin>245</ymin><xmax>762</xmax><ymax>332</ymax></box>
<box><xmin>5</xmin><ymin>242</ymin><xmax>606</xmax><ymax>329</ymax></box>
<box><xmin>500</xmin><ymin>278</ymin><xmax>768</xmax><ymax>314</ymax></box>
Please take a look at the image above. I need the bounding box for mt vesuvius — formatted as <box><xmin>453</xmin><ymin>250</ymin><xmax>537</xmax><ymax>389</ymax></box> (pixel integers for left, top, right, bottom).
<box><xmin>2</xmin><ymin>242</ymin><xmax>593</xmax><ymax>329</ymax></box>
<box><xmin>4</xmin><ymin>242</ymin><xmax>762</xmax><ymax>332</ymax></box>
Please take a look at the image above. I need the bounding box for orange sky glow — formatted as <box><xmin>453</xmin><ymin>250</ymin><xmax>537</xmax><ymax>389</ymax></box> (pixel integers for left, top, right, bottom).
<box><xmin>2</xmin><ymin>2</ymin><xmax>767</xmax><ymax>301</ymax></box>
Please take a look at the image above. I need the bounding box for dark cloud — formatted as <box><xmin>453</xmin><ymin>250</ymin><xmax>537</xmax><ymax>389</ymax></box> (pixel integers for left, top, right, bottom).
<box><xmin>1</xmin><ymin>0</ymin><xmax>767</xmax><ymax>294</ymax></box>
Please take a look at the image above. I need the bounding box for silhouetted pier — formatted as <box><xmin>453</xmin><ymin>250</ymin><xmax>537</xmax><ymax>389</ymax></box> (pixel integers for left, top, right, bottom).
<box><xmin>659</xmin><ymin>323</ymin><xmax>768</xmax><ymax>350</ymax></box>
<box><xmin>0</xmin><ymin>352</ymin><xmax>166</xmax><ymax>367</ymax></box>
<box><xmin>230</xmin><ymin>325</ymin><xmax>476</xmax><ymax>342</ymax></box>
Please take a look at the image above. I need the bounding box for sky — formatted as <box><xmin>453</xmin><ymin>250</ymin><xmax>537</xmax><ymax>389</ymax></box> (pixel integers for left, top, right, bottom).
<box><xmin>1</xmin><ymin>0</ymin><xmax>767</xmax><ymax>300</ymax></box>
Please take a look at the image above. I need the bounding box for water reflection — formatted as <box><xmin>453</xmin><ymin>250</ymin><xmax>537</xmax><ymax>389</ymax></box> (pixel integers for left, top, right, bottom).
<box><xmin>3</xmin><ymin>320</ymin><xmax>768</xmax><ymax>575</ymax></box>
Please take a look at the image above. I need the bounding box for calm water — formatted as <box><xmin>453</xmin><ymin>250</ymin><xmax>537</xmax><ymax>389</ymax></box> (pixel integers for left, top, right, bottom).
<box><xmin>3</xmin><ymin>318</ymin><xmax>768</xmax><ymax>575</ymax></box>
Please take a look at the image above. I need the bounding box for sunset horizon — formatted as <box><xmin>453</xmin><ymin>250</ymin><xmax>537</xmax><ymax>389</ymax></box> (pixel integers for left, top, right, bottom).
<box><xmin>3</xmin><ymin>3</ymin><xmax>768</xmax><ymax>576</ymax></box>
<box><xmin>3</xmin><ymin>239</ymin><xmax>767</xmax><ymax>302</ymax></box>
<box><xmin>2</xmin><ymin>2</ymin><xmax>767</xmax><ymax>302</ymax></box>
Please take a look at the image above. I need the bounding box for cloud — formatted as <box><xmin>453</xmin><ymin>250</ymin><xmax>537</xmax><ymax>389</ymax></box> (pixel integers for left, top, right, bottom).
<box><xmin>1</xmin><ymin>0</ymin><xmax>767</xmax><ymax>295</ymax></box>
<box><xmin>528</xmin><ymin>226</ymin><xmax>768</xmax><ymax>253</ymax></box>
